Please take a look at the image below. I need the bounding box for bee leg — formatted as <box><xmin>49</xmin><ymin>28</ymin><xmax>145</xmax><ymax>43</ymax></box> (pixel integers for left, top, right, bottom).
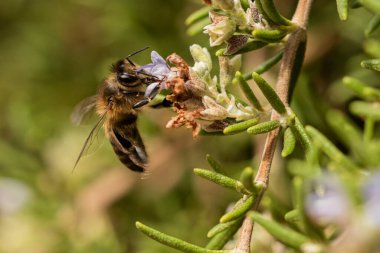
<box><xmin>133</xmin><ymin>82</ymin><xmax>161</xmax><ymax>109</ymax></box>
<box><xmin>133</xmin><ymin>99</ymin><xmax>150</xmax><ymax>108</ymax></box>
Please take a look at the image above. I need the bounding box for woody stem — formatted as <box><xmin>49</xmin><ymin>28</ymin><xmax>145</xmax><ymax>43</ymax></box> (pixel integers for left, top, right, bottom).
<box><xmin>234</xmin><ymin>0</ymin><xmax>314</xmax><ymax>252</ymax></box>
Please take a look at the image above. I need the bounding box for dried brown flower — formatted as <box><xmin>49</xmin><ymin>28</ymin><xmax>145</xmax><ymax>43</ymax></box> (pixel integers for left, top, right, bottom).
<box><xmin>166</xmin><ymin>104</ymin><xmax>203</xmax><ymax>138</ymax></box>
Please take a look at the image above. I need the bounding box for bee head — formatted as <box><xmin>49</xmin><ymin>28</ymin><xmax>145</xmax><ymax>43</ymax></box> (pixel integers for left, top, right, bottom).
<box><xmin>112</xmin><ymin>59</ymin><xmax>140</xmax><ymax>85</ymax></box>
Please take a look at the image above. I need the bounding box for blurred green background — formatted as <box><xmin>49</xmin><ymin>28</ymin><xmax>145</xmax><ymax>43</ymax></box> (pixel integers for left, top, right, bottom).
<box><xmin>0</xmin><ymin>0</ymin><xmax>379</xmax><ymax>252</ymax></box>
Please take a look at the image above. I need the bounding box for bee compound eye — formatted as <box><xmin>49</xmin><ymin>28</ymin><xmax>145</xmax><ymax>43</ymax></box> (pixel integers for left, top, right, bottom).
<box><xmin>117</xmin><ymin>73</ymin><xmax>139</xmax><ymax>85</ymax></box>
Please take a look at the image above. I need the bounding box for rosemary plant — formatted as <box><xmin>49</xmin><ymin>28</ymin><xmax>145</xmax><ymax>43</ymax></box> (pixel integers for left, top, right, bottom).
<box><xmin>134</xmin><ymin>0</ymin><xmax>380</xmax><ymax>252</ymax></box>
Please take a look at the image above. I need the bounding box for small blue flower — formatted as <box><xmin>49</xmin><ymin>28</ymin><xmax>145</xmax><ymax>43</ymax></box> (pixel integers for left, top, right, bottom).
<box><xmin>138</xmin><ymin>51</ymin><xmax>171</xmax><ymax>78</ymax></box>
<box><xmin>305</xmin><ymin>173</ymin><xmax>350</xmax><ymax>226</ymax></box>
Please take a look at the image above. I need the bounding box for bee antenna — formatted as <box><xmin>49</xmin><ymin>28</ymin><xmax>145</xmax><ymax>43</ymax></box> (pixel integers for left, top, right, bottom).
<box><xmin>125</xmin><ymin>46</ymin><xmax>150</xmax><ymax>60</ymax></box>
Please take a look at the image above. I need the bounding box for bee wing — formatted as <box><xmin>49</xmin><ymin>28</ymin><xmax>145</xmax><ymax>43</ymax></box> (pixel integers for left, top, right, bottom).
<box><xmin>108</xmin><ymin>124</ymin><xmax>148</xmax><ymax>172</ymax></box>
<box><xmin>73</xmin><ymin>112</ymin><xmax>106</xmax><ymax>170</ymax></box>
<box><xmin>71</xmin><ymin>95</ymin><xmax>98</xmax><ymax>125</ymax></box>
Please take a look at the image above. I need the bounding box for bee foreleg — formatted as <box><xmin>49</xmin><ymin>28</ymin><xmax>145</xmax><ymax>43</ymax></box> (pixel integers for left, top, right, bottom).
<box><xmin>133</xmin><ymin>82</ymin><xmax>161</xmax><ymax>109</ymax></box>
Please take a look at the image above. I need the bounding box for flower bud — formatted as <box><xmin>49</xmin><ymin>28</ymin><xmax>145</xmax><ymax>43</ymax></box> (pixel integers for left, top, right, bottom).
<box><xmin>204</xmin><ymin>12</ymin><xmax>236</xmax><ymax>47</ymax></box>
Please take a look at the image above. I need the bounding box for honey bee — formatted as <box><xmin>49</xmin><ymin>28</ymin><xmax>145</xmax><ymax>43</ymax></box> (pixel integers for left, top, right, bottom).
<box><xmin>72</xmin><ymin>47</ymin><xmax>162</xmax><ymax>172</ymax></box>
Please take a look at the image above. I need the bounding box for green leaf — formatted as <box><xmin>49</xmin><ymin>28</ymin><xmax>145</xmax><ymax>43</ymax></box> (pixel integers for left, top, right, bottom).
<box><xmin>290</xmin><ymin>117</ymin><xmax>313</xmax><ymax>159</ymax></box>
<box><xmin>240</xmin><ymin>166</ymin><xmax>255</xmax><ymax>192</ymax></box>
<box><xmin>223</xmin><ymin>118</ymin><xmax>260</xmax><ymax>135</ymax></box>
<box><xmin>284</xmin><ymin>210</ymin><xmax>301</xmax><ymax>223</ymax></box>
<box><xmin>351</xmin><ymin>0</ymin><xmax>362</xmax><ymax>8</ymax></box>
<box><xmin>305</xmin><ymin>126</ymin><xmax>361</xmax><ymax>172</ymax></box>
<box><xmin>349</xmin><ymin>101</ymin><xmax>380</xmax><ymax>120</ymax></box>
<box><xmin>364</xmin><ymin>39</ymin><xmax>380</xmax><ymax>58</ymax></box>
<box><xmin>255</xmin><ymin>0</ymin><xmax>293</xmax><ymax>26</ymax></box>
<box><xmin>365</xmin><ymin>15</ymin><xmax>380</xmax><ymax>37</ymax></box>
<box><xmin>287</xmin><ymin>159</ymin><xmax>313</xmax><ymax>177</ymax></box>
<box><xmin>222</xmin><ymin>40</ymin><xmax>268</xmax><ymax>55</ymax></box>
<box><xmin>361</xmin><ymin>59</ymin><xmax>380</xmax><ymax>71</ymax></box>
<box><xmin>281</xmin><ymin>127</ymin><xmax>296</xmax><ymax>157</ymax></box>
<box><xmin>247</xmin><ymin>120</ymin><xmax>281</xmax><ymax>135</ymax></box>
<box><xmin>187</xmin><ymin>18</ymin><xmax>210</xmax><ymax>36</ymax></box>
<box><xmin>206</xmin><ymin>154</ymin><xmax>224</xmax><ymax>174</ymax></box>
<box><xmin>364</xmin><ymin>117</ymin><xmax>375</xmax><ymax>142</ymax></box>
<box><xmin>252</xmin><ymin>72</ymin><xmax>287</xmax><ymax>114</ymax></box>
<box><xmin>240</xmin><ymin>0</ymin><xmax>249</xmax><ymax>9</ymax></box>
<box><xmin>205</xmin><ymin>219</ymin><xmax>242</xmax><ymax>250</ymax></box>
<box><xmin>254</xmin><ymin>0</ymin><xmax>274</xmax><ymax>25</ymax></box>
<box><xmin>220</xmin><ymin>196</ymin><xmax>255</xmax><ymax>223</ymax></box>
<box><xmin>360</xmin><ymin>0</ymin><xmax>380</xmax><ymax>15</ymax></box>
<box><xmin>292</xmin><ymin>177</ymin><xmax>306</xmax><ymax>229</ymax></box>
<box><xmin>326</xmin><ymin>109</ymin><xmax>363</xmax><ymax>150</ymax></box>
<box><xmin>136</xmin><ymin>222</ymin><xmax>227</xmax><ymax>253</ymax></box>
<box><xmin>336</xmin><ymin>0</ymin><xmax>349</xmax><ymax>20</ymax></box>
<box><xmin>234</xmin><ymin>71</ymin><xmax>263</xmax><ymax>111</ymax></box>
<box><xmin>249</xmin><ymin>212</ymin><xmax>311</xmax><ymax>250</ymax></box>
<box><xmin>243</xmin><ymin>51</ymin><xmax>284</xmax><ymax>79</ymax></box>
<box><xmin>343</xmin><ymin>76</ymin><xmax>380</xmax><ymax>101</ymax></box>
<box><xmin>185</xmin><ymin>6</ymin><xmax>210</xmax><ymax>25</ymax></box>
<box><xmin>252</xmin><ymin>29</ymin><xmax>287</xmax><ymax>43</ymax></box>
<box><xmin>207</xmin><ymin>218</ymin><xmax>243</xmax><ymax>238</ymax></box>
<box><xmin>194</xmin><ymin>168</ymin><xmax>251</xmax><ymax>195</ymax></box>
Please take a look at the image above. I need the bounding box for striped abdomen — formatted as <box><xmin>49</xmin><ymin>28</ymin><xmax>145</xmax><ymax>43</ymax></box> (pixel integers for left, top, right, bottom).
<box><xmin>106</xmin><ymin>114</ymin><xmax>148</xmax><ymax>172</ymax></box>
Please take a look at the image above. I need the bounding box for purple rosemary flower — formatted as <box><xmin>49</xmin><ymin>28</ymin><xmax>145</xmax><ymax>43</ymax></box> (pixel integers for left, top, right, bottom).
<box><xmin>305</xmin><ymin>173</ymin><xmax>351</xmax><ymax>227</ymax></box>
<box><xmin>138</xmin><ymin>51</ymin><xmax>172</xmax><ymax>79</ymax></box>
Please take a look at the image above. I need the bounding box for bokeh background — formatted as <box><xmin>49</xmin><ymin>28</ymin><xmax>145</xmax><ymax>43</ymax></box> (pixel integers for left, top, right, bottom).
<box><xmin>0</xmin><ymin>0</ymin><xmax>378</xmax><ymax>252</ymax></box>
